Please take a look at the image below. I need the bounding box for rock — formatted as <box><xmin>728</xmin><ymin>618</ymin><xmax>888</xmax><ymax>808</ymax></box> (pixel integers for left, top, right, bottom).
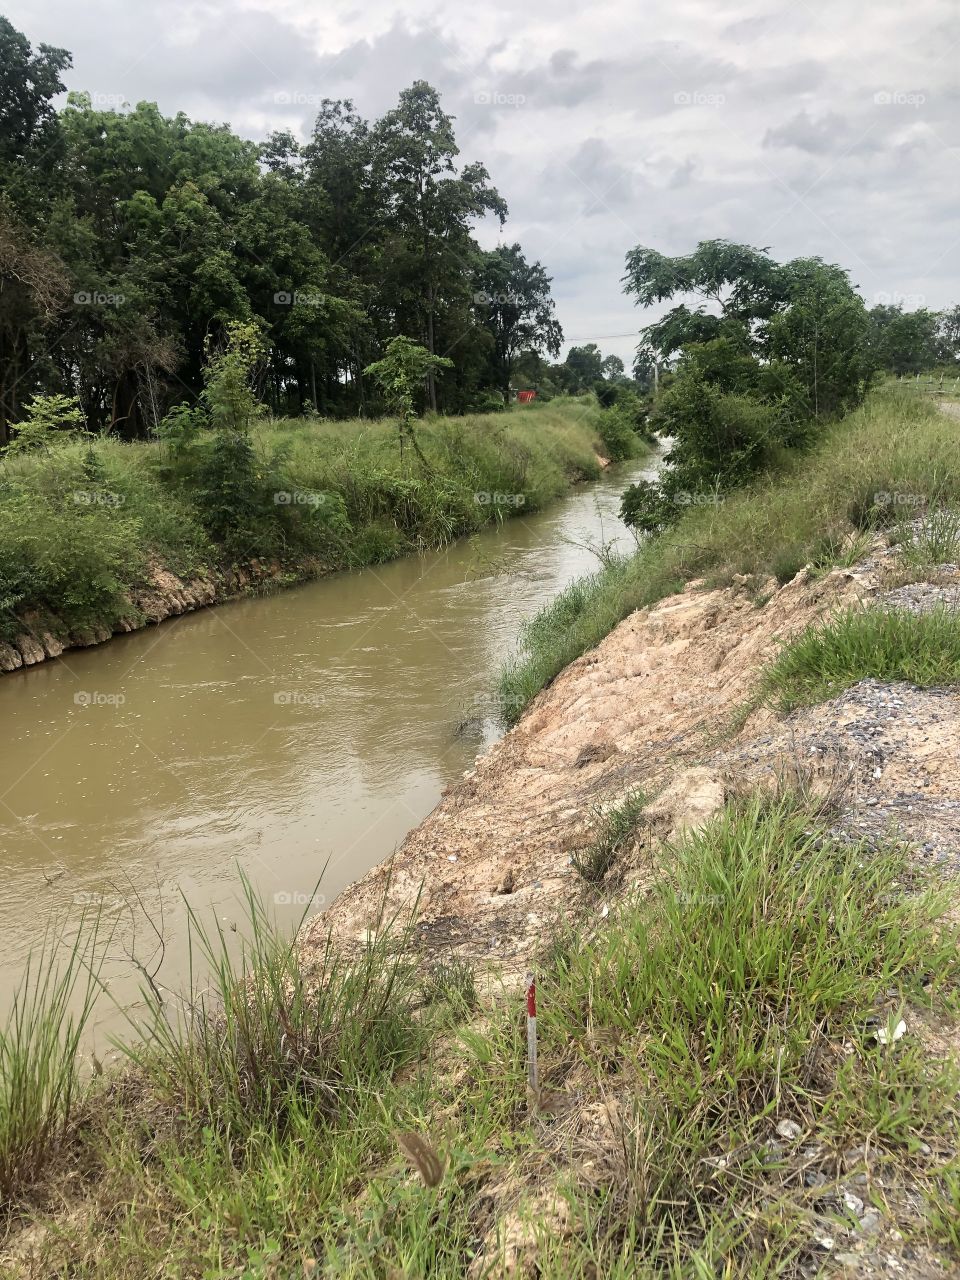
<box><xmin>41</xmin><ymin>631</ymin><xmax>65</xmax><ymax>658</ymax></box>
<box><xmin>776</xmin><ymin>1118</ymin><xmax>803</xmax><ymax>1140</ymax></box>
<box><xmin>842</xmin><ymin>1189</ymin><xmax>864</xmax><ymax>1216</ymax></box>
<box><xmin>494</xmin><ymin>868</ymin><xmax>515</xmax><ymax>895</ymax></box>
<box><xmin>0</xmin><ymin>642</ymin><xmax>23</xmax><ymax>671</ymax></box>
<box><xmin>858</xmin><ymin>1210</ymin><xmax>880</xmax><ymax>1235</ymax></box>
<box><xmin>645</xmin><ymin>767</ymin><xmax>725</xmax><ymax>842</ymax></box>
<box><xmin>14</xmin><ymin>633</ymin><xmax>46</xmax><ymax>665</ymax></box>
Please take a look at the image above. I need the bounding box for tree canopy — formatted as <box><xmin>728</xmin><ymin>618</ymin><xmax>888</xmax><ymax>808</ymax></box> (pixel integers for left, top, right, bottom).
<box><xmin>0</xmin><ymin>21</ymin><xmax>563</xmax><ymax>442</ymax></box>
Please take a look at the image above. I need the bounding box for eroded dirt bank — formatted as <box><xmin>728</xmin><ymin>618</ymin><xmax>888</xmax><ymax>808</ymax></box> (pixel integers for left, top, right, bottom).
<box><xmin>0</xmin><ymin>556</ymin><xmax>312</xmax><ymax>673</ymax></box>
<box><xmin>305</xmin><ymin>537</ymin><xmax>960</xmax><ymax>972</ymax></box>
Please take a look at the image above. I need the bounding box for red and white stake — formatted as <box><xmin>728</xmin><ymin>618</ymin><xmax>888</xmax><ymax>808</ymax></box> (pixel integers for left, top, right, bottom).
<box><xmin>525</xmin><ymin>971</ymin><xmax>539</xmax><ymax>1098</ymax></box>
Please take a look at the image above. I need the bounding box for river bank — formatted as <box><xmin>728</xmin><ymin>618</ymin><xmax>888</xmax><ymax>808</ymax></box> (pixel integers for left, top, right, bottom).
<box><xmin>0</xmin><ymin>398</ymin><xmax>640</xmax><ymax>674</ymax></box>
<box><xmin>4</xmin><ymin>393</ymin><xmax>960</xmax><ymax>1276</ymax></box>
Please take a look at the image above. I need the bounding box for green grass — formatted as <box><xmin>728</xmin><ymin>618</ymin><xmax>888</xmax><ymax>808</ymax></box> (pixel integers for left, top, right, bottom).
<box><xmin>0</xmin><ymin>914</ymin><xmax>105</xmax><ymax>1207</ymax></box>
<box><xmin>572</xmin><ymin>787</ymin><xmax>648</xmax><ymax>883</ymax></box>
<box><xmin>5</xmin><ymin>793</ymin><xmax>959</xmax><ymax>1277</ymax></box>
<box><xmin>762</xmin><ymin>605</ymin><xmax>960</xmax><ymax>712</ymax></box>
<box><xmin>895</xmin><ymin>503</ymin><xmax>960</xmax><ymax>570</ymax></box>
<box><xmin>498</xmin><ymin>387</ymin><xmax>960</xmax><ymax>722</ymax></box>
<box><xmin>528</xmin><ymin>793</ymin><xmax>960</xmax><ymax>1275</ymax></box>
<box><xmin>0</xmin><ymin>398</ymin><xmax>632</xmax><ymax>642</ymax></box>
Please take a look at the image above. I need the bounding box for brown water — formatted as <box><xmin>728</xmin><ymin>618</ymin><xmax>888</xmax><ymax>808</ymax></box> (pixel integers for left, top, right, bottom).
<box><xmin>0</xmin><ymin>452</ymin><xmax>662</xmax><ymax>1045</ymax></box>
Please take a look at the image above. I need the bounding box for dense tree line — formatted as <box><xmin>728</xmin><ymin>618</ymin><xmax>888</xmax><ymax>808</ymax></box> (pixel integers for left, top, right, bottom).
<box><xmin>0</xmin><ymin>16</ymin><xmax>564</xmax><ymax>443</ymax></box>
<box><xmin>867</xmin><ymin>303</ymin><xmax>960</xmax><ymax>376</ymax></box>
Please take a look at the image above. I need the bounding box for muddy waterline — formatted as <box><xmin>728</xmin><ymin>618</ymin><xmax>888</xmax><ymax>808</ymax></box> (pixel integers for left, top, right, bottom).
<box><xmin>0</xmin><ymin>452</ymin><xmax>662</xmax><ymax>1045</ymax></box>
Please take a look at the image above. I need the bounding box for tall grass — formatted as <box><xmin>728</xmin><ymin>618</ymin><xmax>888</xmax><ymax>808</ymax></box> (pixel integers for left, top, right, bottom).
<box><xmin>530</xmin><ymin>794</ymin><xmax>960</xmax><ymax>1273</ymax></box>
<box><xmin>0</xmin><ymin>399</ymin><xmax>625</xmax><ymax>641</ymax></box>
<box><xmin>120</xmin><ymin>877</ymin><xmax>425</xmax><ymax>1135</ymax></box>
<box><xmin>499</xmin><ymin>388</ymin><xmax>960</xmax><ymax>721</ymax></box>
<box><xmin>0</xmin><ymin>916</ymin><xmax>104</xmax><ymax>1204</ymax></box>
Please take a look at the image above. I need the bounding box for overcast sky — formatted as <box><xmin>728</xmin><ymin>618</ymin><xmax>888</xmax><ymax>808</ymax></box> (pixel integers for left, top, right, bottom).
<box><xmin>7</xmin><ymin>0</ymin><xmax>959</xmax><ymax>364</ymax></box>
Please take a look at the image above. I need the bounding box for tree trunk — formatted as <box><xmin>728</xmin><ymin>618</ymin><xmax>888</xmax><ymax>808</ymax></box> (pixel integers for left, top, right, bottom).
<box><xmin>425</xmin><ymin>297</ymin><xmax>438</xmax><ymax>413</ymax></box>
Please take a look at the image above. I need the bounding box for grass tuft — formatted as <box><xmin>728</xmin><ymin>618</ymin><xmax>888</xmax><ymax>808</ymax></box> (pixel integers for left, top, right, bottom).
<box><xmin>572</xmin><ymin>789</ymin><xmax>648</xmax><ymax>883</ymax></box>
<box><xmin>761</xmin><ymin>604</ymin><xmax>960</xmax><ymax>712</ymax></box>
<box><xmin>0</xmin><ymin>914</ymin><xmax>104</xmax><ymax>1206</ymax></box>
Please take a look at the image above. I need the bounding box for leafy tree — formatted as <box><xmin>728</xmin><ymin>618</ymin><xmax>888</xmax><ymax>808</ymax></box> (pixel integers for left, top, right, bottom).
<box><xmin>473</xmin><ymin>244</ymin><xmax>563</xmax><ymax>399</ymax></box>
<box><xmin>937</xmin><ymin>306</ymin><xmax>960</xmax><ymax>364</ymax></box>
<box><xmin>364</xmin><ymin>336</ymin><xmax>453</xmax><ymax>464</ymax></box>
<box><xmin>6</xmin><ymin>393</ymin><xmax>84</xmax><ymax>455</ymax></box>
<box><xmin>869</xmin><ymin>305</ymin><xmax>940</xmax><ymax>375</ymax></box>
<box><xmin>600</xmin><ymin>354</ymin><xmax>626</xmax><ymax>381</ymax></box>
<box><xmin>563</xmin><ymin>343</ymin><xmax>605</xmax><ymax>392</ymax></box>
<box><xmin>620</xmin><ymin>240</ymin><xmax>872</xmax><ymax>530</ymax></box>
<box><xmin>371</xmin><ymin>82</ymin><xmax>507</xmax><ymax>410</ymax></box>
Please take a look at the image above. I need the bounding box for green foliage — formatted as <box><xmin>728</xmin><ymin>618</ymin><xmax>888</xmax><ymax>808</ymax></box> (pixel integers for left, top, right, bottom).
<box><xmin>620</xmin><ymin>240</ymin><xmax>874</xmax><ymax>532</ymax></box>
<box><xmin>473</xmin><ymin>243</ymin><xmax>563</xmax><ymax>397</ymax></box>
<box><xmin>869</xmin><ymin>304</ymin><xmax>940</xmax><ymax>375</ymax></box>
<box><xmin>762</xmin><ymin>605</ymin><xmax>960</xmax><ymax>712</ymax></box>
<box><xmin>596</xmin><ymin>404</ymin><xmax>644</xmax><ymax>463</ymax></box>
<box><xmin>200</xmin><ymin>320</ymin><xmax>266</xmax><ymax>434</ymax></box>
<box><xmin>364</xmin><ymin>336</ymin><xmax>454</xmax><ymax>424</ymax></box>
<box><xmin>5</xmin><ymin>394</ymin><xmax>85</xmax><ymax>455</ymax></box>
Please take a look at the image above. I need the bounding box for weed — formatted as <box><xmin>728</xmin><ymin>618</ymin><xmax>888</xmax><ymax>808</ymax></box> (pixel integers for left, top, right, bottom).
<box><xmin>572</xmin><ymin>789</ymin><xmax>648</xmax><ymax>883</ymax></box>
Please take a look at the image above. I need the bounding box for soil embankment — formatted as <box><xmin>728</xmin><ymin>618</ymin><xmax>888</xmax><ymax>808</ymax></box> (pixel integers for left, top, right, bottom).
<box><xmin>305</xmin><ymin>541</ymin><xmax>960</xmax><ymax>974</ymax></box>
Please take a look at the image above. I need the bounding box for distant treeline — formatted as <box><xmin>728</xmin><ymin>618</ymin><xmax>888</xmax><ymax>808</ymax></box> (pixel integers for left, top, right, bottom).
<box><xmin>0</xmin><ymin>17</ymin><xmax>589</xmax><ymax>441</ymax></box>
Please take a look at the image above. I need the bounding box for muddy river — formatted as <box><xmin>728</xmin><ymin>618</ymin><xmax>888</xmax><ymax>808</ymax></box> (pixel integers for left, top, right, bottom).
<box><xmin>0</xmin><ymin>450</ymin><xmax>662</xmax><ymax>1044</ymax></box>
